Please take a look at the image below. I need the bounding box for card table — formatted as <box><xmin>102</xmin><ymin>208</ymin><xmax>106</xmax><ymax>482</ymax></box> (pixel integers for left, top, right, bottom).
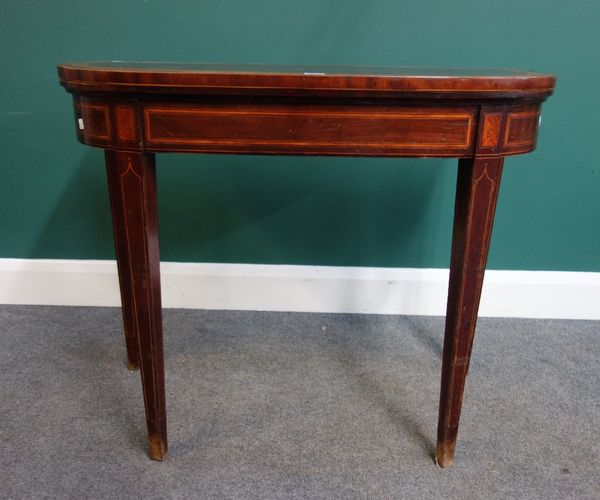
<box><xmin>58</xmin><ymin>62</ymin><xmax>555</xmax><ymax>466</ymax></box>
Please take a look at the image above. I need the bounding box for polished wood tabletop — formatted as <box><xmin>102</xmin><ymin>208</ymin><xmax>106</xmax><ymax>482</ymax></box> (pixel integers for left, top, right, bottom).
<box><xmin>58</xmin><ymin>62</ymin><xmax>554</xmax><ymax>97</ymax></box>
<box><xmin>58</xmin><ymin>62</ymin><xmax>555</xmax><ymax>467</ymax></box>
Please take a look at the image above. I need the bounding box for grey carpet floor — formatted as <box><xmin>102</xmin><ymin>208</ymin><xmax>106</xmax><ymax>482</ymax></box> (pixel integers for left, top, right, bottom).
<box><xmin>0</xmin><ymin>305</ymin><xmax>598</xmax><ymax>499</ymax></box>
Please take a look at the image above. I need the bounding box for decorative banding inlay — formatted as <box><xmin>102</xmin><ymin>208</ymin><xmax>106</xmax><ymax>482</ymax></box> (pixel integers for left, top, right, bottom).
<box><xmin>60</xmin><ymin>79</ymin><xmax>557</xmax><ymax>96</ymax></box>
<box><xmin>144</xmin><ymin>107</ymin><xmax>474</xmax><ymax>150</ymax></box>
<box><xmin>504</xmin><ymin>111</ymin><xmax>539</xmax><ymax>147</ymax></box>
<box><xmin>115</xmin><ymin>106</ymin><xmax>137</xmax><ymax>141</ymax></box>
<box><xmin>78</xmin><ymin>103</ymin><xmax>112</xmax><ymax>141</ymax></box>
<box><xmin>479</xmin><ymin>113</ymin><xmax>502</xmax><ymax>148</ymax></box>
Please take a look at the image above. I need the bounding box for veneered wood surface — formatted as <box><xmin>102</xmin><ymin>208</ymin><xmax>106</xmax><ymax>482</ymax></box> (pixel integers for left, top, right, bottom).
<box><xmin>60</xmin><ymin>63</ymin><xmax>554</xmax><ymax>158</ymax></box>
<box><xmin>69</xmin><ymin>97</ymin><xmax>546</xmax><ymax>158</ymax></box>
<box><xmin>58</xmin><ymin>62</ymin><xmax>555</xmax><ymax>99</ymax></box>
<box><xmin>105</xmin><ymin>151</ymin><xmax>167</xmax><ymax>460</ymax></box>
<box><xmin>57</xmin><ymin>62</ymin><xmax>555</xmax><ymax>466</ymax></box>
<box><xmin>143</xmin><ymin>103</ymin><xmax>477</xmax><ymax>156</ymax></box>
<box><xmin>436</xmin><ymin>156</ymin><xmax>504</xmax><ymax>467</ymax></box>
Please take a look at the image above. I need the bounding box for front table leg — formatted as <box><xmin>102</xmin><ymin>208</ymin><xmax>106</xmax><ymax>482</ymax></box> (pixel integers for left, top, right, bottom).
<box><xmin>436</xmin><ymin>156</ymin><xmax>504</xmax><ymax>467</ymax></box>
<box><xmin>105</xmin><ymin>150</ymin><xmax>168</xmax><ymax>460</ymax></box>
<box><xmin>106</xmin><ymin>155</ymin><xmax>140</xmax><ymax>371</ymax></box>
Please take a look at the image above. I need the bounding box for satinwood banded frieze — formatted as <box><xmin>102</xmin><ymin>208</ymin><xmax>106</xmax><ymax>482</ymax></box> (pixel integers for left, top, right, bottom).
<box><xmin>475</xmin><ymin>104</ymin><xmax>541</xmax><ymax>156</ymax></box>
<box><xmin>74</xmin><ymin>96</ymin><xmax>141</xmax><ymax>149</ymax></box>
<box><xmin>504</xmin><ymin>109</ymin><xmax>540</xmax><ymax>150</ymax></box>
<box><xmin>114</xmin><ymin>104</ymin><xmax>139</xmax><ymax>147</ymax></box>
<box><xmin>479</xmin><ymin>113</ymin><xmax>503</xmax><ymax>148</ymax></box>
<box><xmin>143</xmin><ymin>104</ymin><xmax>477</xmax><ymax>156</ymax></box>
<box><xmin>74</xmin><ymin>100</ymin><xmax>113</xmax><ymax>146</ymax></box>
<box><xmin>68</xmin><ymin>98</ymin><xmax>544</xmax><ymax>158</ymax></box>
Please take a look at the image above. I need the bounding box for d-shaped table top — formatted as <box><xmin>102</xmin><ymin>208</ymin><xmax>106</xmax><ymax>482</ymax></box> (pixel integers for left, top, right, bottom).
<box><xmin>58</xmin><ymin>61</ymin><xmax>556</xmax><ymax>99</ymax></box>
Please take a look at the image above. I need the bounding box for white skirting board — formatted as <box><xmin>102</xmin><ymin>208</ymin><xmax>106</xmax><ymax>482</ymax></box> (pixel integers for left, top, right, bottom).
<box><xmin>0</xmin><ymin>258</ymin><xmax>598</xmax><ymax>320</ymax></box>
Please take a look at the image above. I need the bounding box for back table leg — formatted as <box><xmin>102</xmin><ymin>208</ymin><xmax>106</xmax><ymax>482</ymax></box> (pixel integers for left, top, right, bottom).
<box><xmin>105</xmin><ymin>150</ymin><xmax>168</xmax><ymax>461</ymax></box>
<box><xmin>436</xmin><ymin>156</ymin><xmax>504</xmax><ymax>467</ymax></box>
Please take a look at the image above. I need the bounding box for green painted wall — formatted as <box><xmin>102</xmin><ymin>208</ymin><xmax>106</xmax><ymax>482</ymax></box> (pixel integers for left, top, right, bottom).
<box><xmin>1</xmin><ymin>0</ymin><xmax>599</xmax><ymax>271</ymax></box>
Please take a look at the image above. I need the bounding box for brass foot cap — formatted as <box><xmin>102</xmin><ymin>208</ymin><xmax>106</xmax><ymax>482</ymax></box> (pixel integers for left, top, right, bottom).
<box><xmin>435</xmin><ymin>441</ymin><xmax>455</xmax><ymax>468</ymax></box>
<box><xmin>127</xmin><ymin>360</ymin><xmax>140</xmax><ymax>372</ymax></box>
<box><xmin>148</xmin><ymin>434</ymin><xmax>168</xmax><ymax>461</ymax></box>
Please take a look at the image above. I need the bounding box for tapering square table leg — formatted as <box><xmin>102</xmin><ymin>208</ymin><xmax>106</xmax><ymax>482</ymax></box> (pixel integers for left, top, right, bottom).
<box><xmin>436</xmin><ymin>156</ymin><xmax>504</xmax><ymax>467</ymax></box>
<box><xmin>105</xmin><ymin>150</ymin><xmax>167</xmax><ymax>460</ymax></box>
<box><xmin>106</xmin><ymin>158</ymin><xmax>140</xmax><ymax>371</ymax></box>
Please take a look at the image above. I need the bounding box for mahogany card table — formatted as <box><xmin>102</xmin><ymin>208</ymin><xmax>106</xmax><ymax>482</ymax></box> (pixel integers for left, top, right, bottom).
<box><xmin>57</xmin><ymin>62</ymin><xmax>555</xmax><ymax>466</ymax></box>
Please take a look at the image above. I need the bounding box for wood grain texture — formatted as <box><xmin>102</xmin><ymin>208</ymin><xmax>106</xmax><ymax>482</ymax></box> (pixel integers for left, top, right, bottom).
<box><xmin>105</xmin><ymin>150</ymin><xmax>167</xmax><ymax>460</ymax></box>
<box><xmin>57</xmin><ymin>62</ymin><xmax>555</xmax><ymax>465</ymax></box>
<box><xmin>58</xmin><ymin>62</ymin><xmax>556</xmax><ymax>99</ymax></box>
<box><xmin>436</xmin><ymin>156</ymin><xmax>504</xmax><ymax>467</ymax></box>
<box><xmin>143</xmin><ymin>103</ymin><xmax>476</xmax><ymax>156</ymax></box>
<box><xmin>106</xmin><ymin>157</ymin><xmax>140</xmax><ymax>371</ymax></box>
<box><xmin>115</xmin><ymin>104</ymin><xmax>138</xmax><ymax>143</ymax></box>
<box><xmin>76</xmin><ymin>102</ymin><xmax>112</xmax><ymax>144</ymax></box>
<box><xmin>505</xmin><ymin>111</ymin><xmax>540</xmax><ymax>147</ymax></box>
<box><xmin>479</xmin><ymin>113</ymin><xmax>502</xmax><ymax>148</ymax></box>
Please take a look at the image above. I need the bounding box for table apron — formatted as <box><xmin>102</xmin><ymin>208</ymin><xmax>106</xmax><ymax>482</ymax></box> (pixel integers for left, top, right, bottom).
<box><xmin>71</xmin><ymin>97</ymin><xmax>542</xmax><ymax>157</ymax></box>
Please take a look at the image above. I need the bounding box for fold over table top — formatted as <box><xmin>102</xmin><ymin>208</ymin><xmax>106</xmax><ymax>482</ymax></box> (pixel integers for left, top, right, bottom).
<box><xmin>58</xmin><ymin>62</ymin><xmax>556</xmax><ymax>99</ymax></box>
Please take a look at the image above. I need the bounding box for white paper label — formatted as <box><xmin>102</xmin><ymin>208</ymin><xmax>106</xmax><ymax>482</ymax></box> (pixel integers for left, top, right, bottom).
<box><xmin>78</xmin><ymin>118</ymin><xmax>84</xmax><ymax>130</ymax></box>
